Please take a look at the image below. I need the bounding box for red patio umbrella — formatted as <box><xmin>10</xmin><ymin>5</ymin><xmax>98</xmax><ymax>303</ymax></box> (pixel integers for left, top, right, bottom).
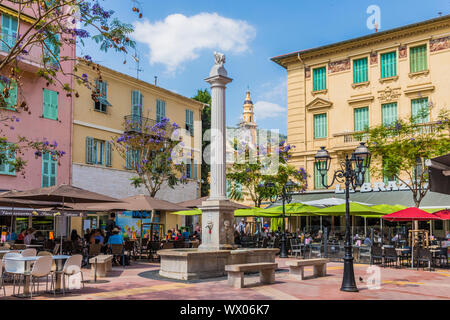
<box><xmin>431</xmin><ymin>209</ymin><xmax>450</xmax><ymax>220</ymax></box>
<box><xmin>382</xmin><ymin>207</ymin><xmax>442</xmax><ymax>222</ymax></box>
<box><xmin>383</xmin><ymin>207</ymin><xmax>442</xmax><ymax>268</ymax></box>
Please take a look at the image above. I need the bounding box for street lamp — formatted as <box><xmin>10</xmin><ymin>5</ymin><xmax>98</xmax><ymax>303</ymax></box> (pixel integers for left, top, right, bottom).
<box><xmin>314</xmin><ymin>142</ymin><xmax>371</xmax><ymax>292</ymax></box>
<box><xmin>265</xmin><ymin>179</ymin><xmax>296</xmax><ymax>258</ymax></box>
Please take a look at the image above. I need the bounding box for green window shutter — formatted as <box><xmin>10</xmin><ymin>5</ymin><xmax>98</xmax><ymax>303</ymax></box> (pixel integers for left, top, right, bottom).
<box><xmin>0</xmin><ymin>144</ymin><xmax>16</xmax><ymax>175</ymax></box>
<box><xmin>1</xmin><ymin>14</ymin><xmax>18</xmax><ymax>52</ymax></box>
<box><xmin>185</xmin><ymin>109</ymin><xmax>194</xmax><ymax>135</ymax></box>
<box><xmin>7</xmin><ymin>82</ymin><xmax>17</xmax><ymax>109</ymax></box>
<box><xmin>126</xmin><ymin>149</ymin><xmax>133</xmax><ymax>169</ymax></box>
<box><xmin>314</xmin><ymin>113</ymin><xmax>327</xmax><ymax>139</ymax></box>
<box><xmin>156</xmin><ymin>100</ymin><xmax>166</xmax><ymax>122</ymax></box>
<box><xmin>105</xmin><ymin>142</ymin><xmax>112</xmax><ymax>167</ymax></box>
<box><xmin>353</xmin><ymin>58</ymin><xmax>368</xmax><ymax>83</ymax></box>
<box><xmin>42</xmin><ymin>152</ymin><xmax>57</xmax><ymax>187</ymax></box>
<box><xmin>314</xmin><ymin>166</ymin><xmax>327</xmax><ymax>190</ymax></box>
<box><xmin>354</xmin><ymin>107</ymin><xmax>369</xmax><ymax>132</ymax></box>
<box><xmin>85</xmin><ymin>137</ymin><xmax>94</xmax><ymax>164</ymax></box>
<box><xmin>131</xmin><ymin>90</ymin><xmax>143</xmax><ymax>118</ymax></box>
<box><xmin>44</xmin><ymin>34</ymin><xmax>60</xmax><ymax>65</ymax></box>
<box><xmin>382</xmin><ymin>103</ymin><xmax>398</xmax><ymax>127</ymax></box>
<box><xmin>411</xmin><ymin>98</ymin><xmax>429</xmax><ymax>124</ymax></box>
<box><xmin>43</xmin><ymin>89</ymin><xmax>58</xmax><ymax>120</ymax></box>
<box><xmin>381</xmin><ymin>52</ymin><xmax>397</xmax><ymax>78</ymax></box>
<box><xmin>410</xmin><ymin>45</ymin><xmax>427</xmax><ymax>73</ymax></box>
<box><xmin>313</xmin><ymin>67</ymin><xmax>326</xmax><ymax>91</ymax></box>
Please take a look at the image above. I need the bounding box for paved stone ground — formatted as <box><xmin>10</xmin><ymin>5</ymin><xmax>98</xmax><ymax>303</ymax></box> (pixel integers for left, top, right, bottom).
<box><xmin>1</xmin><ymin>258</ymin><xmax>449</xmax><ymax>300</ymax></box>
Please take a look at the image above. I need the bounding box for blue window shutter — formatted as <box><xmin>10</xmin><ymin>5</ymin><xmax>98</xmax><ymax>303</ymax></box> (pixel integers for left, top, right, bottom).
<box><xmin>0</xmin><ymin>144</ymin><xmax>16</xmax><ymax>175</ymax></box>
<box><xmin>192</xmin><ymin>161</ymin><xmax>197</xmax><ymax>180</ymax></box>
<box><xmin>313</xmin><ymin>67</ymin><xmax>326</xmax><ymax>91</ymax></box>
<box><xmin>381</xmin><ymin>52</ymin><xmax>397</xmax><ymax>78</ymax></box>
<box><xmin>43</xmin><ymin>89</ymin><xmax>58</xmax><ymax>120</ymax></box>
<box><xmin>86</xmin><ymin>137</ymin><xmax>94</xmax><ymax>164</ymax></box>
<box><xmin>353</xmin><ymin>58</ymin><xmax>368</xmax><ymax>83</ymax></box>
<box><xmin>106</xmin><ymin>142</ymin><xmax>112</xmax><ymax>167</ymax></box>
<box><xmin>314</xmin><ymin>166</ymin><xmax>327</xmax><ymax>190</ymax></box>
<box><xmin>1</xmin><ymin>14</ymin><xmax>18</xmax><ymax>52</ymax></box>
<box><xmin>131</xmin><ymin>90</ymin><xmax>143</xmax><ymax>118</ymax></box>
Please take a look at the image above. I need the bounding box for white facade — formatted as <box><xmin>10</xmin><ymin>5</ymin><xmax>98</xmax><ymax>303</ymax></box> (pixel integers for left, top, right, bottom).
<box><xmin>72</xmin><ymin>164</ymin><xmax>200</xmax><ymax>203</ymax></box>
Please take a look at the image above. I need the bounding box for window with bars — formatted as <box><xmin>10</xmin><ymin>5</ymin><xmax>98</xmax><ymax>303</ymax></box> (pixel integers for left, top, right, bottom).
<box><xmin>411</xmin><ymin>98</ymin><xmax>429</xmax><ymax>124</ymax></box>
<box><xmin>94</xmin><ymin>80</ymin><xmax>111</xmax><ymax>112</ymax></box>
<box><xmin>410</xmin><ymin>45</ymin><xmax>427</xmax><ymax>73</ymax></box>
<box><xmin>0</xmin><ymin>80</ymin><xmax>17</xmax><ymax>110</ymax></box>
<box><xmin>314</xmin><ymin>165</ymin><xmax>327</xmax><ymax>190</ymax></box>
<box><xmin>313</xmin><ymin>67</ymin><xmax>326</xmax><ymax>91</ymax></box>
<box><xmin>185</xmin><ymin>109</ymin><xmax>194</xmax><ymax>136</ymax></box>
<box><xmin>353</xmin><ymin>57</ymin><xmax>368</xmax><ymax>83</ymax></box>
<box><xmin>381</xmin><ymin>103</ymin><xmax>398</xmax><ymax>127</ymax></box>
<box><xmin>354</xmin><ymin>107</ymin><xmax>369</xmax><ymax>132</ymax></box>
<box><xmin>380</xmin><ymin>51</ymin><xmax>397</xmax><ymax>79</ymax></box>
<box><xmin>314</xmin><ymin>113</ymin><xmax>327</xmax><ymax>139</ymax></box>
<box><xmin>42</xmin><ymin>152</ymin><xmax>57</xmax><ymax>187</ymax></box>
<box><xmin>156</xmin><ymin>99</ymin><xmax>166</xmax><ymax>122</ymax></box>
<box><xmin>43</xmin><ymin>89</ymin><xmax>58</xmax><ymax>120</ymax></box>
<box><xmin>0</xmin><ymin>144</ymin><xmax>16</xmax><ymax>176</ymax></box>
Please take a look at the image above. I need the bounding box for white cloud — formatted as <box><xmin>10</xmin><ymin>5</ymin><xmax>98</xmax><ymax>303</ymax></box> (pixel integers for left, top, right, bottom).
<box><xmin>253</xmin><ymin>101</ymin><xmax>285</xmax><ymax>121</ymax></box>
<box><xmin>133</xmin><ymin>13</ymin><xmax>256</xmax><ymax>72</ymax></box>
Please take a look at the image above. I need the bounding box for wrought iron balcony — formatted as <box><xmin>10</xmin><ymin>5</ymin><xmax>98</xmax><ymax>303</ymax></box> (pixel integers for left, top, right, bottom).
<box><xmin>124</xmin><ymin>115</ymin><xmax>156</xmax><ymax>132</ymax></box>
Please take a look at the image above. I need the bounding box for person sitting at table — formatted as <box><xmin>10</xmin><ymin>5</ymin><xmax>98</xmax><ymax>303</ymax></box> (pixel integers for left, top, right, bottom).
<box><xmin>182</xmin><ymin>228</ymin><xmax>190</xmax><ymax>241</ymax></box>
<box><xmin>363</xmin><ymin>236</ymin><xmax>372</xmax><ymax>246</ymax></box>
<box><xmin>71</xmin><ymin>229</ymin><xmax>81</xmax><ymax>242</ymax></box>
<box><xmin>24</xmin><ymin>228</ymin><xmax>36</xmax><ymax>245</ymax></box>
<box><xmin>93</xmin><ymin>229</ymin><xmax>104</xmax><ymax>245</ymax></box>
<box><xmin>17</xmin><ymin>229</ymin><xmax>26</xmax><ymax>241</ymax></box>
<box><xmin>107</xmin><ymin>228</ymin><xmax>124</xmax><ymax>265</ymax></box>
<box><xmin>6</xmin><ymin>229</ymin><xmax>16</xmax><ymax>241</ymax></box>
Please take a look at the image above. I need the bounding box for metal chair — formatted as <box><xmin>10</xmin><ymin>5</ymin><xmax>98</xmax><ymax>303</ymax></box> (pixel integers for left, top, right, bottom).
<box><xmin>384</xmin><ymin>247</ymin><xmax>398</xmax><ymax>268</ymax></box>
<box><xmin>417</xmin><ymin>247</ymin><xmax>433</xmax><ymax>271</ymax></box>
<box><xmin>111</xmin><ymin>244</ymin><xmax>125</xmax><ymax>266</ymax></box>
<box><xmin>370</xmin><ymin>245</ymin><xmax>383</xmax><ymax>266</ymax></box>
<box><xmin>289</xmin><ymin>239</ymin><xmax>303</xmax><ymax>258</ymax></box>
<box><xmin>358</xmin><ymin>245</ymin><xmax>371</xmax><ymax>263</ymax></box>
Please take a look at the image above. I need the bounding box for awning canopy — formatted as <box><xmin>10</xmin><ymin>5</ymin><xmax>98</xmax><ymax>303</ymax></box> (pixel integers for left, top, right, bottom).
<box><xmin>383</xmin><ymin>207</ymin><xmax>442</xmax><ymax>222</ymax></box>
<box><xmin>85</xmin><ymin>194</ymin><xmax>188</xmax><ymax>212</ymax></box>
<box><xmin>288</xmin><ymin>190</ymin><xmax>450</xmax><ymax>209</ymax></box>
<box><xmin>177</xmin><ymin>197</ymin><xmax>251</xmax><ymax>210</ymax></box>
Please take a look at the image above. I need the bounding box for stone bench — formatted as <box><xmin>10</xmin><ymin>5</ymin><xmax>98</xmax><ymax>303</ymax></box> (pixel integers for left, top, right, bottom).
<box><xmin>285</xmin><ymin>258</ymin><xmax>329</xmax><ymax>280</ymax></box>
<box><xmin>89</xmin><ymin>255</ymin><xmax>114</xmax><ymax>277</ymax></box>
<box><xmin>225</xmin><ymin>262</ymin><xmax>278</xmax><ymax>288</ymax></box>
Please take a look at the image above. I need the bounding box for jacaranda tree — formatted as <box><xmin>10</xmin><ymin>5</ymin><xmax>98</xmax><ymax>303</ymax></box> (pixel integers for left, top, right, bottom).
<box><xmin>227</xmin><ymin>141</ymin><xmax>308</xmax><ymax>208</ymax></box>
<box><xmin>112</xmin><ymin>116</ymin><xmax>187</xmax><ymax>199</ymax></box>
<box><xmin>0</xmin><ymin>0</ymin><xmax>139</xmax><ymax>174</ymax></box>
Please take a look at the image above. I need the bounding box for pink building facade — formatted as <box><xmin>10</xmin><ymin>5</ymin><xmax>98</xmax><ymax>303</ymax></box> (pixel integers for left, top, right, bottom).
<box><xmin>0</xmin><ymin>3</ymin><xmax>74</xmax><ymax>191</ymax></box>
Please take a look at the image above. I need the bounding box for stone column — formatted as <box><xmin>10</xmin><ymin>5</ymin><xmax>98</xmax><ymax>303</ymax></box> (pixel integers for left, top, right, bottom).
<box><xmin>199</xmin><ymin>52</ymin><xmax>235</xmax><ymax>251</ymax></box>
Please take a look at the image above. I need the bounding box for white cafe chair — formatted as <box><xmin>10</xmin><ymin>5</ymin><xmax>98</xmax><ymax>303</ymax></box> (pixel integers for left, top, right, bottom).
<box><xmin>0</xmin><ymin>259</ymin><xmax>6</xmax><ymax>296</ymax></box>
<box><xmin>57</xmin><ymin>254</ymin><xmax>84</xmax><ymax>295</ymax></box>
<box><xmin>3</xmin><ymin>252</ymin><xmax>24</xmax><ymax>296</ymax></box>
<box><xmin>27</xmin><ymin>255</ymin><xmax>53</xmax><ymax>299</ymax></box>
<box><xmin>21</xmin><ymin>248</ymin><xmax>37</xmax><ymax>257</ymax></box>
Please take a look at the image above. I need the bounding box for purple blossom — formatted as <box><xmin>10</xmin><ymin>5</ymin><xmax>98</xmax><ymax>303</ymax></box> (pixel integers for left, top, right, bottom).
<box><xmin>83</xmin><ymin>55</ymin><xmax>92</xmax><ymax>61</ymax></box>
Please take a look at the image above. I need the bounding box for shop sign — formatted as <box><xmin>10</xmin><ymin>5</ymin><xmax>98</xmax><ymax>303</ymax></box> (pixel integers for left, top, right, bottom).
<box><xmin>334</xmin><ymin>180</ymin><xmax>427</xmax><ymax>193</ymax></box>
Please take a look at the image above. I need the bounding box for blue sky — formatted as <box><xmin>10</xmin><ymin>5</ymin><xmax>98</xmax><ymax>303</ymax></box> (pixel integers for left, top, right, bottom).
<box><xmin>81</xmin><ymin>0</ymin><xmax>450</xmax><ymax>135</ymax></box>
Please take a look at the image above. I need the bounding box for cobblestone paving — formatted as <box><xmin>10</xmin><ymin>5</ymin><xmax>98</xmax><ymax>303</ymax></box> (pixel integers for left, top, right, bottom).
<box><xmin>1</xmin><ymin>259</ymin><xmax>449</xmax><ymax>300</ymax></box>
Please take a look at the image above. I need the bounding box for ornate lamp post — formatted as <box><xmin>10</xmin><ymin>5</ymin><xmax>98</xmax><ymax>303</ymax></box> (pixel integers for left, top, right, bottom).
<box><xmin>314</xmin><ymin>142</ymin><xmax>371</xmax><ymax>292</ymax></box>
<box><xmin>265</xmin><ymin>180</ymin><xmax>296</xmax><ymax>258</ymax></box>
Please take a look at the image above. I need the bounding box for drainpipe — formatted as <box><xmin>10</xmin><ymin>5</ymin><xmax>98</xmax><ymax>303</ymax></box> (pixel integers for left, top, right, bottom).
<box><xmin>297</xmin><ymin>53</ymin><xmax>308</xmax><ymax>186</ymax></box>
<box><xmin>68</xmin><ymin>37</ymin><xmax>75</xmax><ymax>185</ymax></box>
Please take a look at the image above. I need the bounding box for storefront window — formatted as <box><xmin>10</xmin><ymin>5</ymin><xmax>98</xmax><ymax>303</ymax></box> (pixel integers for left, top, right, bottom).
<box><xmin>32</xmin><ymin>216</ymin><xmax>54</xmax><ymax>239</ymax></box>
<box><xmin>15</xmin><ymin>217</ymin><xmax>29</xmax><ymax>234</ymax></box>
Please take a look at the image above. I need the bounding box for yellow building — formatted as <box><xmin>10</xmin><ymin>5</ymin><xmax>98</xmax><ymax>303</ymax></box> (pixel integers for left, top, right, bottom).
<box><xmin>71</xmin><ymin>60</ymin><xmax>204</xmax><ymax>233</ymax></box>
<box><xmin>272</xmin><ymin>15</ymin><xmax>450</xmax><ymax>192</ymax></box>
<box><xmin>272</xmin><ymin>15</ymin><xmax>450</xmax><ymax>235</ymax></box>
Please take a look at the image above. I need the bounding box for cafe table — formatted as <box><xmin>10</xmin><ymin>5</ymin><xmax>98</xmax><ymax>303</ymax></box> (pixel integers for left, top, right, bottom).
<box><xmin>4</xmin><ymin>255</ymin><xmax>70</xmax><ymax>298</ymax></box>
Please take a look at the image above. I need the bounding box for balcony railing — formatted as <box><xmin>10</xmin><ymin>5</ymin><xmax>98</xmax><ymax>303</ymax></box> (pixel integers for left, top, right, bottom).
<box><xmin>0</xmin><ymin>32</ymin><xmax>44</xmax><ymax>70</ymax></box>
<box><xmin>335</xmin><ymin>121</ymin><xmax>441</xmax><ymax>147</ymax></box>
<box><xmin>124</xmin><ymin>115</ymin><xmax>156</xmax><ymax>132</ymax></box>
